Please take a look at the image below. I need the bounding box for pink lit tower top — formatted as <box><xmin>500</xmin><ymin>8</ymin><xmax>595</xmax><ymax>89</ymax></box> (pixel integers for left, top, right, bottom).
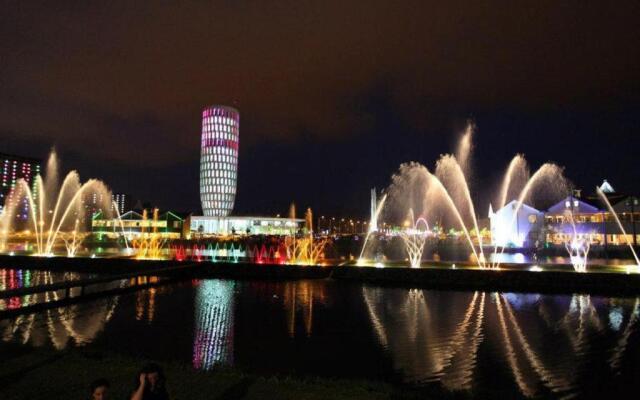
<box><xmin>200</xmin><ymin>105</ymin><xmax>239</xmax><ymax>217</ymax></box>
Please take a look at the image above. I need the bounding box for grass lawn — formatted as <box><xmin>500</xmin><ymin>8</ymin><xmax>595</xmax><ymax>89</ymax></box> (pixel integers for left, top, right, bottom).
<box><xmin>0</xmin><ymin>345</ymin><xmax>463</xmax><ymax>399</ymax></box>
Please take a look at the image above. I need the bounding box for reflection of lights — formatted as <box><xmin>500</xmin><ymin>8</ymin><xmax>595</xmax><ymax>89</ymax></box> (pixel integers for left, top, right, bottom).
<box><xmin>609</xmin><ymin>307</ymin><xmax>623</xmax><ymax>331</ymax></box>
<box><xmin>193</xmin><ymin>280</ymin><xmax>234</xmax><ymax>370</ymax></box>
<box><xmin>623</xmin><ymin>265</ymin><xmax>640</xmax><ymax>274</ymax></box>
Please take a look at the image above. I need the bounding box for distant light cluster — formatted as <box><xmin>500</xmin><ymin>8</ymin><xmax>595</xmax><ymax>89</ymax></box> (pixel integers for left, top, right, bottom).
<box><xmin>200</xmin><ymin>106</ymin><xmax>239</xmax><ymax>217</ymax></box>
<box><xmin>0</xmin><ymin>154</ymin><xmax>40</xmax><ymax>220</ymax></box>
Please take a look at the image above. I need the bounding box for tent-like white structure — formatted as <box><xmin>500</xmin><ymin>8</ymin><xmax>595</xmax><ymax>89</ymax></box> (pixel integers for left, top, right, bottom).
<box><xmin>489</xmin><ymin>200</ymin><xmax>544</xmax><ymax>248</ymax></box>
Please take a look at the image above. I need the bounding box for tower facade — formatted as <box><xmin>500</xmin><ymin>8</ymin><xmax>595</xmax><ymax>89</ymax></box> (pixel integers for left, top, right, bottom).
<box><xmin>200</xmin><ymin>106</ymin><xmax>239</xmax><ymax>217</ymax></box>
<box><xmin>0</xmin><ymin>153</ymin><xmax>41</xmax><ymax>220</ymax></box>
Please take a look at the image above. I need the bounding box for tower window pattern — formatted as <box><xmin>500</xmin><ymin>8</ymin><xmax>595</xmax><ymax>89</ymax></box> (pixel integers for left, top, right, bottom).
<box><xmin>0</xmin><ymin>154</ymin><xmax>40</xmax><ymax>221</ymax></box>
<box><xmin>200</xmin><ymin>106</ymin><xmax>239</xmax><ymax>217</ymax></box>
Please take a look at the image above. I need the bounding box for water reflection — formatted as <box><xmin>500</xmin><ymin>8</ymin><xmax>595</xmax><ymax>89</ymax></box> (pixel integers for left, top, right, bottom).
<box><xmin>282</xmin><ymin>280</ymin><xmax>326</xmax><ymax>338</ymax></box>
<box><xmin>134</xmin><ymin>276</ymin><xmax>160</xmax><ymax>323</ymax></box>
<box><xmin>1</xmin><ymin>269</ymin><xmax>124</xmax><ymax>349</ymax></box>
<box><xmin>0</xmin><ymin>269</ymin><xmax>87</xmax><ymax>311</ymax></box>
<box><xmin>1</xmin><ymin>297</ymin><xmax>120</xmax><ymax>349</ymax></box>
<box><xmin>2</xmin><ymin>273</ymin><xmax>639</xmax><ymax>398</ymax></box>
<box><xmin>193</xmin><ymin>280</ymin><xmax>235</xmax><ymax>370</ymax></box>
<box><xmin>363</xmin><ymin>287</ymin><xmax>640</xmax><ymax>397</ymax></box>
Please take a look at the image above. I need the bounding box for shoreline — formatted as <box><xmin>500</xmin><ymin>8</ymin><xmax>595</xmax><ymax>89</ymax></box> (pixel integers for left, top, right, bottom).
<box><xmin>1</xmin><ymin>254</ymin><xmax>640</xmax><ymax>296</ymax></box>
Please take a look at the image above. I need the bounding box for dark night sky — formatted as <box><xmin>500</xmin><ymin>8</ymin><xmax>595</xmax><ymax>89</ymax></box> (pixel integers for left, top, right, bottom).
<box><xmin>1</xmin><ymin>1</ymin><xmax>639</xmax><ymax>218</ymax></box>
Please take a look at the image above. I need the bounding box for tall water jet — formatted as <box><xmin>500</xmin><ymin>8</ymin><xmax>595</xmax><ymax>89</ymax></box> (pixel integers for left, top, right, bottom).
<box><xmin>596</xmin><ymin>188</ymin><xmax>640</xmax><ymax>271</ymax></box>
<box><xmin>455</xmin><ymin>121</ymin><xmax>475</xmax><ymax>177</ymax></box>
<box><xmin>497</xmin><ymin>155</ymin><xmax>530</xmax><ymax>211</ymax></box>
<box><xmin>388</xmin><ymin>162</ymin><xmax>486</xmax><ymax>268</ymax></box>
<box><xmin>435</xmin><ymin>155</ymin><xmax>487</xmax><ymax>266</ymax></box>
<box><xmin>358</xmin><ymin>193</ymin><xmax>387</xmax><ymax>264</ymax></box>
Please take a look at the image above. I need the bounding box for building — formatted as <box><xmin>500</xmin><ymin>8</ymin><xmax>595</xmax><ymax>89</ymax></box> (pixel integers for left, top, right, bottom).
<box><xmin>200</xmin><ymin>105</ymin><xmax>239</xmax><ymax>217</ymax></box>
<box><xmin>111</xmin><ymin>193</ymin><xmax>131</xmax><ymax>215</ymax></box>
<box><xmin>607</xmin><ymin>196</ymin><xmax>640</xmax><ymax>246</ymax></box>
<box><xmin>188</xmin><ymin>215</ymin><xmax>303</xmax><ymax>237</ymax></box>
<box><xmin>544</xmin><ymin>196</ymin><xmax>604</xmax><ymax>245</ymax></box>
<box><xmin>91</xmin><ymin>209</ymin><xmax>185</xmax><ymax>240</ymax></box>
<box><xmin>489</xmin><ymin>200</ymin><xmax>544</xmax><ymax>248</ymax></box>
<box><xmin>490</xmin><ymin>181</ymin><xmax>640</xmax><ymax>248</ymax></box>
<box><xmin>0</xmin><ymin>153</ymin><xmax>41</xmax><ymax>221</ymax></box>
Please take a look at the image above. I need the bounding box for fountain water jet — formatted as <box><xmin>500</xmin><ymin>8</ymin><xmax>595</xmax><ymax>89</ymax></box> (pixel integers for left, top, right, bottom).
<box><xmin>389</xmin><ymin>162</ymin><xmax>486</xmax><ymax>268</ymax></box>
<box><xmin>398</xmin><ymin>209</ymin><xmax>429</xmax><ymax>268</ymax></box>
<box><xmin>358</xmin><ymin>193</ymin><xmax>387</xmax><ymax>264</ymax></box>
<box><xmin>497</xmin><ymin>154</ymin><xmax>530</xmax><ymax>211</ymax></box>
<box><xmin>596</xmin><ymin>188</ymin><xmax>640</xmax><ymax>271</ymax></box>
<box><xmin>436</xmin><ymin>154</ymin><xmax>487</xmax><ymax>267</ymax></box>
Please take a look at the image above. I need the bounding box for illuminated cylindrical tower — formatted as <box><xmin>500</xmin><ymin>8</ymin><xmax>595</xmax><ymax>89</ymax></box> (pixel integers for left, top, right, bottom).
<box><xmin>200</xmin><ymin>105</ymin><xmax>239</xmax><ymax>216</ymax></box>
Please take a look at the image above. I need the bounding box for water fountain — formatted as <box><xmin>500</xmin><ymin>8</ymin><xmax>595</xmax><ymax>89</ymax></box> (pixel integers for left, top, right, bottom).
<box><xmin>387</xmin><ymin>161</ymin><xmax>487</xmax><ymax>268</ymax></box>
<box><xmin>59</xmin><ymin>219</ymin><xmax>90</xmax><ymax>257</ymax></box>
<box><xmin>284</xmin><ymin>207</ymin><xmax>329</xmax><ymax>265</ymax></box>
<box><xmin>132</xmin><ymin>208</ymin><xmax>167</xmax><ymax>260</ymax></box>
<box><xmin>357</xmin><ymin>192</ymin><xmax>387</xmax><ymax>264</ymax></box>
<box><xmin>0</xmin><ymin>150</ymin><xmax>112</xmax><ymax>257</ymax></box>
<box><xmin>398</xmin><ymin>209</ymin><xmax>430</xmax><ymax>268</ymax></box>
<box><xmin>369</xmin><ymin>122</ymin><xmax>570</xmax><ymax>269</ymax></box>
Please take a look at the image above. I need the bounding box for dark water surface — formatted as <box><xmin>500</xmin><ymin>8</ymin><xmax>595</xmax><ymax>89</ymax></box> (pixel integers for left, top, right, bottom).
<box><xmin>2</xmin><ymin>275</ymin><xmax>640</xmax><ymax>398</ymax></box>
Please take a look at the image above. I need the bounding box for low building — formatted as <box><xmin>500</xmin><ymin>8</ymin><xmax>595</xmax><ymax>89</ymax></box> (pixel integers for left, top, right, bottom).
<box><xmin>187</xmin><ymin>215</ymin><xmax>303</xmax><ymax>237</ymax></box>
<box><xmin>489</xmin><ymin>200</ymin><xmax>544</xmax><ymax>248</ymax></box>
<box><xmin>492</xmin><ymin>190</ymin><xmax>640</xmax><ymax>248</ymax></box>
<box><xmin>544</xmin><ymin>196</ymin><xmax>604</xmax><ymax>245</ymax></box>
<box><xmin>91</xmin><ymin>209</ymin><xmax>186</xmax><ymax>240</ymax></box>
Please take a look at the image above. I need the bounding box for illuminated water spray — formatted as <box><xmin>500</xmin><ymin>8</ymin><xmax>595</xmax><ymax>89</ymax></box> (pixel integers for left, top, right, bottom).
<box><xmin>398</xmin><ymin>209</ymin><xmax>429</xmax><ymax>268</ymax></box>
<box><xmin>596</xmin><ymin>188</ymin><xmax>640</xmax><ymax>272</ymax></box>
<box><xmin>358</xmin><ymin>192</ymin><xmax>388</xmax><ymax>264</ymax></box>
<box><xmin>0</xmin><ymin>150</ymin><xmax>111</xmax><ymax>256</ymax></box>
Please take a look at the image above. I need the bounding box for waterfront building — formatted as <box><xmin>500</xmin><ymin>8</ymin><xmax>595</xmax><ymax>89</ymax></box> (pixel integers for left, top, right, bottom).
<box><xmin>91</xmin><ymin>209</ymin><xmax>186</xmax><ymax>240</ymax></box>
<box><xmin>544</xmin><ymin>196</ymin><xmax>604</xmax><ymax>245</ymax></box>
<box><xmin>490</xmin><ymin>182</ymin><xmax>640</xmax><ymax>248</ymax></box>
<box><xmin>489</xmin><ymin>200</ymin><xmax>544</xmax><ymax>248</ymax></box>
<box><xmin>602</xmin><ymin>195</ymin><xmax>640</xmax><ymax>246</ymax></box>
<box><xmin>200</xmin><ymin>105</ymin><xmax>239</xmax><ymax>217</ymax></box>
<box><xmin>187</xmin><ymin>215</ymin><xmax>303</xmax><ymax>237</ymax></box>
<box><xmin>0</xmin><ymin>153</ymin><xmax>41</xmax><ymax>221</ymax></box>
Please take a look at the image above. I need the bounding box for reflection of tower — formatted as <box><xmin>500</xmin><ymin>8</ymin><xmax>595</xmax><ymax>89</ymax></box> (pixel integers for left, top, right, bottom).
<box><xmin>193</xmin><ymin>280</ymin><xmax>235</xmax><ymax>370</ymax></box>
<box><xmin>200</xmin><ymin>106</ymin><xmax>239</xmax><ymax>217</ymax></box>
<box><xmin>370</xmin><ymin>188</ymin><xmax>378</xmax><ymax>232</ymax></box>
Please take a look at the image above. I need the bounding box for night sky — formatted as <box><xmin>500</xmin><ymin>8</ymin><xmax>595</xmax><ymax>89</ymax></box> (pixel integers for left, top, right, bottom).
<box><xmin>1</xmin><ymin>1</ymin><xmax>639</xmax><ymax>218</ymax></box>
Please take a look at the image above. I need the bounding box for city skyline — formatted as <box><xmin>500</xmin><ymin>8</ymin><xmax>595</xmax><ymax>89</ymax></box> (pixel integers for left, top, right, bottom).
<box><xmin>1</xmin><ymin>1</ymin><xmax>638</xmax><ymax>216</ymax></box>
